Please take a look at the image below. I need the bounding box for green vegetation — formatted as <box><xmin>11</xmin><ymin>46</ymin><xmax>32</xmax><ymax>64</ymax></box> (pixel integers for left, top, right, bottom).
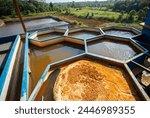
<box><xmin>57</xmin><ymin>0</ymin><xmax>150</xmax><ymax>23</ymax></box>
<box><xmin>112</xmin><ymin>0</ymin><xmax>150</xmax><ymax>22</ymax></box>
<box><xmin>0</xmin><ymin>0</ymin><xmax>149</xmax><ymax>29</ymax></box>
<box><xmin>62</xmin><ymin>8</ymin><xmax>125</xmax><ymax>22</ymax></box>
<box><xmin>0</xmin><ymin>0</ymin><xmax>55</xmax><ymax>17</ymax></box>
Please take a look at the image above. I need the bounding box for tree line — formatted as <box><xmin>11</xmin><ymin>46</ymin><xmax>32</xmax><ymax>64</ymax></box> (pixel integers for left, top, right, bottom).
<box><xmin>0</xmin><ymin>0</ymin><xmax>149</xmax><ymax>23</ymax></box>
<box><xmin>55</xmin><ymin>0</ymin><xmax>150</xmax><ymax>22</ymax></box>
<box><xmin>112</xmin><ymin>0</ymin><xmax>150</xmax><ymax>22</ymax></box>
<box><xmin>0</xmin><ymin>0</ymin><xmax>54</xmax><ymax>17</ymax></box>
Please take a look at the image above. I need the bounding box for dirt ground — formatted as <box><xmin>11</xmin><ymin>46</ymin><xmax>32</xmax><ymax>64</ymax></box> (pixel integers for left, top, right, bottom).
<box><xmin>0</xmin><ymin>19</ymin><xmax>5</xmax><ymax>27</ymax></box>
<box><xmin>52</xmin><ymin>14</ymin><xmax>111</xmax><ymax>28</ymax></box>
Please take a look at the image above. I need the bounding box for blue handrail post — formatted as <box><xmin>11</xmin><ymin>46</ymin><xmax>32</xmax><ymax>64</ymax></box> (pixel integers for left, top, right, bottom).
<box><xmin>20</xmin><ymin>33</ymin><xmax>29</xmax><ymax>101</ymax></box>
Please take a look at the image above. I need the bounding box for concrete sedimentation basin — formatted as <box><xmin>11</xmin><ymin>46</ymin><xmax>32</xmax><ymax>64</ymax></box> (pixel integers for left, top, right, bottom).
<box><xmin>0</xmin><ymin>11</ymin><xmax>150</xmax><ymax>101</ymax></box>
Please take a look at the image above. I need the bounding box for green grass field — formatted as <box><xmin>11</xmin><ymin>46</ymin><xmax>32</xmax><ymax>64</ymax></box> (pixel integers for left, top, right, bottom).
<box><xmin>70</xmin><ymin>8</ymin><xmax>120</xmax><ymax>18</ymax></box>
<box><xmin>60</xmin><ymin>8</ymin><xmax>141</xmax><ymax>29</ymax></box>
<box><xmin>1</xmin><ymin>8</ymin><xmax>142</xmax><ymax>30</ymax></box>
<box><xmin>65</xmin><ymin>8</ymin><xmax>128</xmax><ymax>21</ymax></box>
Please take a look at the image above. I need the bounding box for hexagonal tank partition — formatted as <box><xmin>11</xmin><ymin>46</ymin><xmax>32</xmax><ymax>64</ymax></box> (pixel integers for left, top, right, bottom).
<box><xmin>67</xmin><ymin>27</ymin><xmax>102</xmax><ymax>40</ymax></box>
<box><xmin>29</xmin><ymin>54</ymin><xmax>149</xmax><ymax>101</ymax></box>
<box><xmin>127</xmin><ymin>53</ymin><xmax>150</xmax><ymax>97</ymax></box>
<box><xmin>87</xmin><ymin>35</ymin><xmax>147</xmax><ymax>63</ymax></box>
<box><xmin>29</xmin><ymin>29</ymin><xmax>66</xmax><ymax>43</ymax></box>
<box><xmin>102</xmin><ymin>26</ymin><xmax>140</xmax><ymax>38</ymax></box>
<box><xmin>27</xmin><ymin>36</ymin><xmax>85</xmax><ymax>99</ymax></box>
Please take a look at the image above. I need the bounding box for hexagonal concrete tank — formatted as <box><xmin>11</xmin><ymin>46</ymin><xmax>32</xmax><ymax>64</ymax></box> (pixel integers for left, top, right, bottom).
<box><xmin>86</xmin><ymin>35</ymin><xmax>147</xmax><ymax>63</ymax></box>
<box><xmin>29</xmin><ymin>54</ymin><xmax>149</xmax><ymax>101</ymax></box>
<box><xmin>67</xmin><ymin>27</ymin><xmax>103</xmax><ymax>40</ymax></box>
<box><xmin>28</xmin><ymin>34</ymin><xmax>85</xmax><ymax>97</ymax></box>
<box><xmin>29</xmin><ymin>29</ymin><xmax>66</xmax><ymax>46</ymax></box>
<box><xmin>102</xmin><ymin>26</ymin><xmax>141</xmax><ymax>38</ymax></box>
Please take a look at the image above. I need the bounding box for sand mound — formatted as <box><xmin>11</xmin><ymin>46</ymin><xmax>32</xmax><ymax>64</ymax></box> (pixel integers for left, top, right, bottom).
<box><xmin>53</xmin><ymin>60</ymin><xmax>140</xmax><ymax>101</ymax></box>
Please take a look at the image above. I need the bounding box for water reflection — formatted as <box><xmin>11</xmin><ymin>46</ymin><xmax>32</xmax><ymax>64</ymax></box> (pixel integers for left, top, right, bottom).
<box><xmin>69</xmin><ymin>31</ymin><xmax>100</xmax><ymax>39</ymax></box>
<box><xmin>88</xmin><ymin>39</ymin><xmax>140</xmax><ymax>61</ymax></box>
<box><xmin>33</xmin><ymin>32</ymin><xmax>64</xmax><ymax>41</ymax></box>
<box><xmin>105</xmin><ymin>30</ymin><xmax>136</xmax><ymax>38</ymax></box>
<box><xmin>0</xmin><ymin>18</ymin><xmax>58</xmax><ymax>37</ymax></box>
<box><xmin>29</xmin><ymin>42</ymin><xmax>84</xmax><ymax>94</ymax></box>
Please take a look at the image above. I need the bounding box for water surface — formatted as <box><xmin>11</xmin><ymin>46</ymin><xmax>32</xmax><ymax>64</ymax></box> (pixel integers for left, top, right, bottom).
<box><xmin>25</xmin><ymin>18</ymin><xmax>57</xmax><ymax>27</ymax></box>
<box><xmin>0</xmin><ymin>18</ymin><xmax>58</xmax><ymax>37</ymax></box>
<box><xmin>34</xmin><ymin>32</ymin><xmax>64</xmax><ymax>41</ymax></box>
<box><xmin>88</xmin><ymin>39</ymin><xmax>140</xmax><ymax>61</ymax></box>
<box><xmin>105</xmin><ymin>30</ymin><xmax>136</xmax><ymax>38</ymax></box>
<box><xmin>29</xmin><ymin>42</ymin><xmax>84</xmax><ymax>94</ymax></box>
<box><xmin>69</xmin><ymin>31</ymin><xmax>100</xmax><ymax>39</ymax></box>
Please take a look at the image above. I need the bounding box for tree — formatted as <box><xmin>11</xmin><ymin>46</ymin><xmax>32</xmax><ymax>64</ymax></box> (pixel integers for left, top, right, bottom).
<box><xmin>117</xmin><ymin>13</ymin><xmax>123</xmax><ymax>22</ymax></box>
<box><xmin>138</xmin><ymin>9</ymin><xmax>145</xmax><ymax>21</ymax></box>
<box><xmin>128</xmin><ymin>10</ymin><xmax>136</xmax><ymax>22</ymax></box>
<box><xmin>71</xmin><ymin>1</ymin><xmax>75</xmax><ymax>8</ymax></box>
<box><xmin>85</xmin><ymin>12</ymin><xmax>90</xmax><ymax>19</ymax></box>
<box><xmin>129</xmin><ymin>10</ymin><xmax>136</xmax><ymax>16</ymax></box>
<box><xmin>65</xmin><ymin>9</ymin><xmax>71</xmax><ymax>15</ymax></box>
<box><xmin>0</xmin><ymin>0</ymin><xmax>14</xmax><ymax>17</ymax></box>
<box><xmin>91</xmin><ymin>13</ymin><xmax>94</xmax><ymax>17</ymax></box>
<box><xmin>49</xmin><ymin>2</ymin><xmax>53</xmax><ymax>8</ymax></box>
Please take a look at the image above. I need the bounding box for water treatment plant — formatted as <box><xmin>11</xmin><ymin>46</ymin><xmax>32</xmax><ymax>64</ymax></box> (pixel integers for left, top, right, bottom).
<box><xmin>0</xmin><ymin>9</ymin><xmax>150</xmax><ymax>101</ymax></box>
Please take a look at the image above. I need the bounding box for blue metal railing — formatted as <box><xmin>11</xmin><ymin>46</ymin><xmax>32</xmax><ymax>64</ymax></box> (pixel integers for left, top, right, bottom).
<box><xmin>20</xmin><ymin>33</ymin><xmax>29</xmax><ymax>101</ymax></box>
